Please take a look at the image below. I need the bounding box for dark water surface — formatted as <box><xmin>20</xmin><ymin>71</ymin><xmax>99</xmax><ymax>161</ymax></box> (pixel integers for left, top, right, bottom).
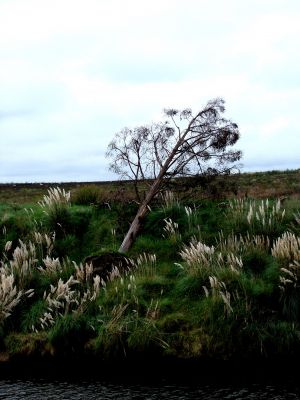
<box><xmin>0</xmin><ymin>379</ymin><xmax>300</xmax><ymax>399</ymax></box>
<box><xmin>1</xmin><ymin>359</ymin><xmax>300</xmax><ymax>399</ymax></box>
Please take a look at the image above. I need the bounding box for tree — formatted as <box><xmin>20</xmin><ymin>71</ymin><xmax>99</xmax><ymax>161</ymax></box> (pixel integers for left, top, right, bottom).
<box><xmin>106</xmin><ymin>98</ymin><xmax>242</xmax><ymax>253</ymax></box>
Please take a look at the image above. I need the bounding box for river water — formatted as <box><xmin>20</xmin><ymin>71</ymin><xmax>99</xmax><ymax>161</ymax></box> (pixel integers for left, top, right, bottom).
<box><xmin>0</xmin><ymin>379</ymin><xmax>299</xmax><ymax>399</ymax></box>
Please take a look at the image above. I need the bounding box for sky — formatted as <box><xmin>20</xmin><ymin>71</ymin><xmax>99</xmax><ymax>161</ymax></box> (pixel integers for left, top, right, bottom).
<box><xmin>0</xmin><ymin>0</ymin><xmax>299</xmax><ymax>182</ymax></box>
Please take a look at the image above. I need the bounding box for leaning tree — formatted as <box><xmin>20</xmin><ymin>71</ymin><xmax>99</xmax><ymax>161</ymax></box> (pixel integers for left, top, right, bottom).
<box><xmin>106</xmin><ymin>98</ymin><xmax>242</xmax><ymax>253</ymax></box>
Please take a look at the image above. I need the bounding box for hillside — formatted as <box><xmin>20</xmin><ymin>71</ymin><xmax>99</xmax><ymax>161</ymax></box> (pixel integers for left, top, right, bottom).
<box><xmin>1</xmin><ymin>168</ymin><xmax>300</xmax><ymax>204</ymax></box>
<box><xmin>0</xmin><ymin>169</ymin><xmax>300</xmax><ymax>366</ymax></box>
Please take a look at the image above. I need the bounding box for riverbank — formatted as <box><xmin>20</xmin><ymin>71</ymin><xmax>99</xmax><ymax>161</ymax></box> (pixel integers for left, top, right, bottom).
<box><xmin>0</xmin><ymin>173</ymin><xmax>300</xmax><ymax>371</ymax></box>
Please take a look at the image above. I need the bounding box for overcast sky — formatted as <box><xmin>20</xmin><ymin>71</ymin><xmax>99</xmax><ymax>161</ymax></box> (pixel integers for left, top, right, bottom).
<box><xmin>0</xmin><ymin>0</ymin><xmax>299</xmax><ymax>182</ymax></box>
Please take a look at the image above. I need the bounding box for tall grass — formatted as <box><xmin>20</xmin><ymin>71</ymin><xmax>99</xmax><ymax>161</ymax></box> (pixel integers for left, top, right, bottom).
<box><xmin>2</xmin><ymin>186</ymin><xmax>300</xmax><ymax>361</ymax></box>
<box><xmin>227</xmin><ymin>198</ymin><xmax>286</xmax><ymax>237</ymax></box>
<box><xmin>38</xmin><ymin>187</ymin><xmax>71</xmax><ymax>233</ymax></box>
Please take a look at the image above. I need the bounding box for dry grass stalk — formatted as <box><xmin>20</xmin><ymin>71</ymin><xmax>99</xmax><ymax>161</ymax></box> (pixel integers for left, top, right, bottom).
<box><xmin>163</xmin><ymin>217</ymin><xmax>181</xmax><ymax>241</ymax></box>
<box><xmin>217</xmin><ymin>232</ymin><xmax>241</xmax><ymax>254</ymax></box>
<box><xmin>179</xmin><ymin>241</ymin><xmax>215</xmax><ymax>273</ymax></box>
<box><xmin>271</xmin><ymin>232</ymin><xmax>300</xmax><ymax>265</ymax></box>
<box><xmin>1</xmin><ymin>241</ymin><xmax>13</xmax><ymax>264</ymax></box>
<box><xmin>229</xmin><ymin>198</ymin><xmax>249</xmax><ymax>217</ymax></box>
<box><xmin>229</xmin><ymin>198</ymin><xmax>285</xmax><ymax>232</ymax></box>
<box><xmin>225</xmin><ymin>253</ymin><xmax>243</xmax><ymax>272</ymax></box>
<box><xmin>249</xmin><ymin>234</ymin><xmax>271</xmax><ymax>250</ymax></box>
<box><xmin>4</xmin><ymin>241</ymin><xmax>12</xmax><ymax>253</ymax></box>
<box><xmin>134</xmin><ymin>252</ymin><xmax>157</xmax><ymax>277</ymax></box>
<box><xmin>247</xmin><ymin>199</ymin><xmax>285</xmax><ymax>229</ymax></box>
<box><xmin>0</xmin><ymin>272</ymin><xmax>23</xmax><ymax>321</ymax></box>
<box><xmin>279</xmin><ymin>261</ymin><xmax>300</xmax><ymax>292</ymax></box>
<box><xmin>203</xmin><ymin>275</ymin><xmax>233</xmax><ymax>314</ymax></box>
<box><xmin>108</xmin><ymin>266</ymin><xmax>122</xmax><ymax>281</ymax></box>
<box><xmin>145</xmin><ymin>288</ymin><xmax>164</xmax><ymax>320</ymax></box>
<box><xmin>33</xmin><ymin>231</ymin><xmax>55</xmax><ymax>257</ymax></box>
<box><xmin>45</xmin><ymin>276</ymin><xmax>79</xmax><ymax>313</ymax></box>
<box><xmin>184</xmin><ymin>205</ymin><xmax>197</xmax><ymax>231</ymax></box>
<box><xmin>35</xmin><ymin>274</ymin><xmax>103</xmax><ymax>331</ymax></box>
<box><xmin>37</xmin><ymin>276</ymin><xmax>79</xmax><ymax>330</ymax></box>
<box><xmin>0</xmin><ymin>272</ymin><xmax>34</xmax><ymax>322</ymax></box>
<box><xmin>294</xmin><ymin>212</ymin><xmax>300</xmax><ymax>226</ymax></box>
<box><xmin>217</xmin><ymin>232</ymin><xmax>270</xmax><ymax>254</ymax></box>
<box><xmin>6</xmin><ymin>240</ymin><xmax>38</xmax><ymax>288</ymax></box>
<box><xmin>161</xmin><ymin>190</ymin><xmax>178</xmax><ymax>209</ymax></box>
<box><xmin>76</xmin><ymin>275</ymin><xmax>102</xmax><ymax>313</ymax></box>
<box><xmin>146</xmin><ymin>298</ymin><xmax>160</xmax><ymax>320</ymax></box>
<box><xmin>111</xmin><ymin>273</ymin><xmax>139</xmax><ymax>311</ymax></box>
<box><xmin>106</xmin><ymin>303</ymin><xmax>129</xmax><ymax>330</ymax></box>
<box><xmin>184</xmin><ymin>206</ymin><xmax>193</xmax><ymax>218</ymax></box>
<box><xmin>39</xmin><ymin>187</ymin><xmax>71</xmax><ymax>209</ymax></box>
<box><xmin>180</xmin><ymin>238</ymin><xmax>243</xmax><ymax>275</ymax></box>
<box><xmin>74</xmin><ymin>261</ymin><xmax>94</xmax><ymax>283</ymax></box>
<box><xmin>38</xmin><ymin>256</ymin><xmax>62</xmax><ymax>275</ymax></box>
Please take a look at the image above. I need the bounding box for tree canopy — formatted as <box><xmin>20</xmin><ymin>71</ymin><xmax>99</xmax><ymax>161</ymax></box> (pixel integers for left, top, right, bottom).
<box><xmin>106</xmin><ymin>98</ymin><xmax>242</xmax><ymax>252</ymax></box>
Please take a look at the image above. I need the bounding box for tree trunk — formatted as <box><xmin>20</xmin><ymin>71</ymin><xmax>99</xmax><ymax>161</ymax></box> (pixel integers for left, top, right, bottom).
<box><xmin>118</xmin><ymin>132</ymin><xmax>185</xmax><ymax>253</ymax></box>
<box><xmin>118</xmin><ymin>176</ymin><xmax>163</xmax><ymax>253</ymax></box>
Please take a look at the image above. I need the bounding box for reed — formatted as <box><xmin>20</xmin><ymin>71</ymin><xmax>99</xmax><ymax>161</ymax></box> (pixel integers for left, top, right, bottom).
<box><xmin>203</xmin><ymin>275</ymin><xmax>233</xmax><ymax>314</ymax></box>
<box><xmin>271</xmin><ymin>232</ymin><xmax>300</xmax><ymax>265</ymax></box>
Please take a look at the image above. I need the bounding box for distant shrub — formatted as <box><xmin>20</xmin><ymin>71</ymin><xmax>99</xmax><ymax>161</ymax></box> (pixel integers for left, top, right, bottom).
<box><xmin>72</xmin><ymin>185</ymin><xmax>100</xmax><ymax>205</ymax></box>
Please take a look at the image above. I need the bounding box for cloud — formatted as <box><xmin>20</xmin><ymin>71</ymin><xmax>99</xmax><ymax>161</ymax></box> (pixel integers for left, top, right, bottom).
<box><xmin>0</xmin><ymin>110</ymin><xmax>34</xmax><ymax>119</ymax></box>
<box><xmin>0</xmin><ymin>0</ymin><xmax>299</xmax><ymax>181</ymax></box>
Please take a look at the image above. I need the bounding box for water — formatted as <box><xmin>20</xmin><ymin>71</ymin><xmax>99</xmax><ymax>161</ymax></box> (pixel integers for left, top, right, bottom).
<box><xmin>0</xmin><ymin>359</ymin><xmax>299</xmax><ymax>399</ymax></box>
<box><xmin>0</xmin><ymin>379</ymin><xmax>299</xmax><ymax>399</ymax></box>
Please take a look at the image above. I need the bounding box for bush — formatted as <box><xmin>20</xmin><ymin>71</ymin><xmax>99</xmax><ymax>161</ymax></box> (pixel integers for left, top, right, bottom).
<box><xmin>0</xmin><ymin>209</ymin><xmax>33</xmax><ymax>250</ymax></box>
<box><xmin>21</xmin><ymin>300</ymin><xmax>46</xmax><ymax>333</ymax></box>
<box><xmin>53</xmin><ymin>234</ymin><xmax>80</xmax><ymax>260</ymax></box>
<box><xmin>68</xmin><ymin>207</ymin><xmax>93</xmax><ymax>236</ymax></box>
<box><xmin>94</xmin><ymin>315</ymin><xmax>129</xmax><ymax>359</ymax></box>
<box><xmin>242</xmin><ymin>249</ymin><xmax>272</xmax><ymax>275</ymax></box>
<box><xmin>127</xmin><ymin>318</ymin><xmax>165</xmax><ymax>355</ymax></box>
<box><xmin>48</xmin><ymin>314</ymin><xmax>94</xmax><ymax>353</ymax></box>
<box><xmin>174</xmin><ymin>275</ymin><xmax>207</xmax><ymax>300</ymax></box>
<box><xmin>39</xmin><ymin>187</ymin><xmax>71</xmax><ymax>234</ymax></box>
<box><xmin>72</xmin><ymin>185</ymin><xmax>100</xmax><ymax>205</ymax></box>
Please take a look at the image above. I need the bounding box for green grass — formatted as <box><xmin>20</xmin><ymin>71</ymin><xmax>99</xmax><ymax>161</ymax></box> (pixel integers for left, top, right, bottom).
<box><xmin>48</xmin><ymin>313</ymin><xmax>95</xmax><ymax>354</ymax></box>
<box><xmin>1</xmin><ymin>175</ymin><xmax>300</xmax><ymax>362</ymax></box>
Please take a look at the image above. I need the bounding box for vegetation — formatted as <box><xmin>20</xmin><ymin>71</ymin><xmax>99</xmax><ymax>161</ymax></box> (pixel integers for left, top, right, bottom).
<box><xmin>0</xmin><ymin>171</ymin><xmax>300</xmax><ymax>364</ymax></box>
<box><xmin>1</xmin><ymin>168</ymin><xmax>300</xmax><ymax>205</ymax></box>
<box><xmin>107</xmin><ymin>98</ymin><xmax>241</xmax><ymax>252</ymax></box>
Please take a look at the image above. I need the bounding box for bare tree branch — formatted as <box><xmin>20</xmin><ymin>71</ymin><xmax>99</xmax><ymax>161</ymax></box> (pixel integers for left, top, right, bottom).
<box><xmin>106</xmin><ymin>98</ymin><xmax>242</xmax><ymax>252</ymax></box>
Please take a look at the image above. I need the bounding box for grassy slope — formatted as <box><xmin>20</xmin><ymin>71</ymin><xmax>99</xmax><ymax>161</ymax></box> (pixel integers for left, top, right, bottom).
<box><xmin>0</xmin><ymin>169</ymin><xmax>300</xmax><ymax>364</ymax></box>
